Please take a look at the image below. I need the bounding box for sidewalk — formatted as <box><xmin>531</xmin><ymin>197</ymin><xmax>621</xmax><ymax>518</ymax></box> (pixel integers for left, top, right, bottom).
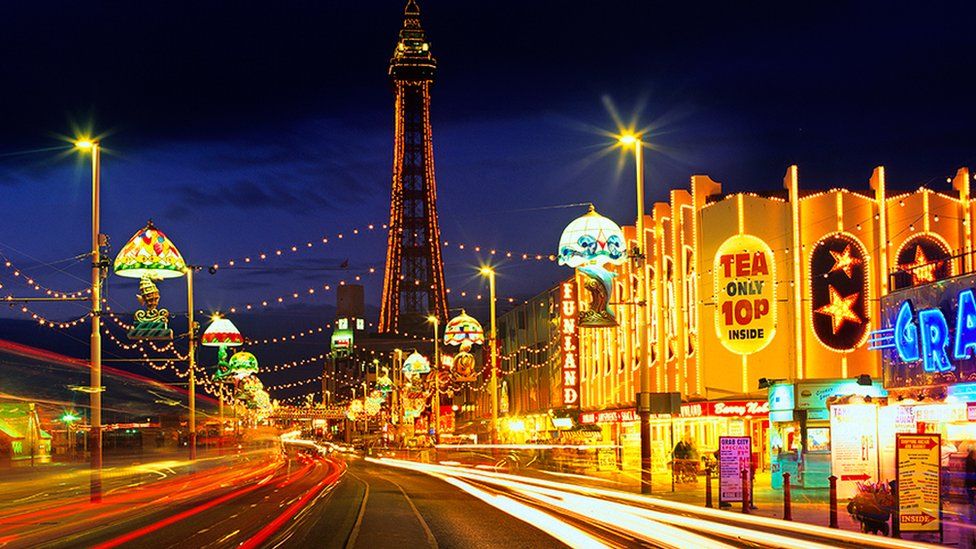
<box><xmin>540</xmin><ymin>467</ymin><xmax>960</xmax><ymax>546</ymax></box>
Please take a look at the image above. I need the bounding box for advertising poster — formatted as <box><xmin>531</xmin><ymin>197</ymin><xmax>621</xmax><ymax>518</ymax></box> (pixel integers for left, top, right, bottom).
<box><xmin>897</xmin><ymin>433</ymin><xmax>941</xmax><ymax>533</ymax></box>
<box><xmin>719</xmin><ymin>436</ymin><xmax>752</xmax><ymax>503</ymax></box>
<box><xmin>829</xmin><ymin>404</ymin><xmax>880</xmax><ymax>499</ymax></box>
<box><xmin>713</xmin><ymin>235</ymin><xmax>776</xmax><ymax>354</ymax></box>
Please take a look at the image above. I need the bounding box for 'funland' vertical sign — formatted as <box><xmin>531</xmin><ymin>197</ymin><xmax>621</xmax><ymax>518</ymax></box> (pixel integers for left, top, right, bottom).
<box><xmin>561</xmin><ymin>280</ymin><xmax>580</xmax><ymax>407</ymax></box>
<box><xmin>714</xmin><ymin>235</ymin><xmax>776</xmax><ymax>354</ymax></box>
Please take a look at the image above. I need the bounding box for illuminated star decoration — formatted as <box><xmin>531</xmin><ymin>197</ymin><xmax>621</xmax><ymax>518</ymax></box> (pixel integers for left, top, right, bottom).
<box><xmin>815</xmin><ymin>285</ymin><xmax>861</xmax><ymax>334</ymax></box>
<box><xmin>828</xmin><ymin>244</ymin><xmax>861</xmax><ymax>278</ymax></box>
<box><xmin>899</xmin><ymin>245</ymin><xmax>938</xmax><ymax>285</ymax></box>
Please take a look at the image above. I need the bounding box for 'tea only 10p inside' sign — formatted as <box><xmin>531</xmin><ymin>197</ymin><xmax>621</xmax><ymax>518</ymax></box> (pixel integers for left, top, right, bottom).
<box><xmin>714</xmin><ymin>235</ymin><xmax>776</xmax><ymax>355</ymax></box>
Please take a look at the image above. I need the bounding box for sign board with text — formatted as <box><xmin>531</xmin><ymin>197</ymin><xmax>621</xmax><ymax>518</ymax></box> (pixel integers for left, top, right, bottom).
<box><xmin>579</xmin><ymin>409</ymin><xmax>639</xmax><ymax>425</ymax></box>
<box><xmin>829</xmin><ymin>404</ymin><xmax>880</xmax><ymax>499</ymax></box>
<box><xmin>719</xmin><ymin>436</ymin><xmax>752</xmax><ymax>503</ymax></box>
<box><xmin>560</xmin><ymin>280</ymin><xmax>580</xmax><ymax>407</ymax></box>
<box><xmin>896</xmin><ymin>433</ymin><xmax>941</xmax><ymax>533</ymax></box>
<box><xmin>713</xmin><ymin>234</ymin><xmax>776</xmax><ymax>354</ymax></box>
<box><xmin>679</xmin><ymin>400</ymin><xmax>769</xmax><ymax>418</ymax></box>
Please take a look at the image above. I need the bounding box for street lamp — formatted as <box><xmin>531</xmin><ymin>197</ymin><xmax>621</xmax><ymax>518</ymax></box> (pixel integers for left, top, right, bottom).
<box><xmin>75</xmin><ymin>137</ymin><xmax>104</xmax><ymax>502</ymax></box>
<box><xmin>427</xmin><ymin>315</ymin><xmax>440</xmax><ymax>444</ymax></box>
<box><xmin>619</xmin><ymin>132</ymin><xmax>653</xmax><ymax>494</ymax></box>
<box><xmin>479</xmin><ymin>266</ymin><xmax>499</xmax><ymax>444</ymax></box>
<box><xmin>60</xmin><ymin>412</ymin><xmax>80</xmax><ymax>461</ymax></box>
<box><xmin>202</xmin><ymin>314</ymin><xmax>244</xmax><ymax>442</ymax></box>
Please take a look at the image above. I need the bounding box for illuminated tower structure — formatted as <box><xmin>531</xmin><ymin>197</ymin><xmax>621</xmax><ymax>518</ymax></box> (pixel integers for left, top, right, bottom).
<box><xmin>379</xmin><ymin>0</ymin><xmax>449</xmax><ymax>335</ymax></box>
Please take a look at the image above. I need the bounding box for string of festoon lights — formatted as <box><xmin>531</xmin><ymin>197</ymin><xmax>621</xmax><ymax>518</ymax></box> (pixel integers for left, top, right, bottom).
<box><xmin>208</xmin><ymin>219</ymin><xmax>555</xmax><ymax>273</ymax></box>
<box><xmin>275</xmin><ymin>393</ymin><xmax>319</xmax><ymax>405</ymax></box>
<box><xmin>0</xmin><ymin>292</ymin><xmax>92</xmax><ymax>329</ymax></box>
<box><xmin>0</xmin><ymin>254</ymin><xmax>91</xmax><ymax>299</ymax></box>
<box><xmin>249</xmin><ymin>325</ymin><xmax>329</xmax><ymax>346</ymax></box>
<box><xmin>216</xmin><ymin>264</ymin><xmax>528</xmax><ymax>316</ymax></box>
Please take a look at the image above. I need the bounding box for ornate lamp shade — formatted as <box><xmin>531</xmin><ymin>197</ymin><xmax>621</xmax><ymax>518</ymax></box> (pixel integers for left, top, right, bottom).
<box><xmin>201</xmin><ymin>317</ymin><xmax>244</xmax><ymax>347</ymax></box>
<box><xmin>557</xmin><ymin>205</ymin><xmax>627</xmax><ymax>269</ymax></box>
<box><xmin>443</xmin><ymin>310</ymin><xmax>485</xmax><ymax>346</ymax></box>
<box><xmin>402</xmin><ymin>351</ymin><xmax>431</xmax><ymax>376</ymax></box>
<box><xmin>228</xmin><ymin>351</ymin><xmax>259</xmax><ymax>380</ymax></box>
<box><xmin>240</xmin><ymin>374</ymin><xmax>263</xmax><ymax>395</ymax></box>
<box><xmin>114</xmin><ymin>221</ymin><xmax>187</xmax><ymax>279</ymax></box>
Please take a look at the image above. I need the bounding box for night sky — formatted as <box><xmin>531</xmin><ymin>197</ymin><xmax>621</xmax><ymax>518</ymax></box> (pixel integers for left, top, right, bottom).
<box><xmin>1</xmin><ymin>2</ymin><xmax>974</xmax><ymax>394</ymax></box>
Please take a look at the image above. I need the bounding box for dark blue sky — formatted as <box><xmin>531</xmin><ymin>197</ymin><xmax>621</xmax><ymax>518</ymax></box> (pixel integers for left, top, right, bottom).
<box><xmin>1</xmin><ymin>0</ymin><xmax>974</xmax><ymax>329</ymax></box>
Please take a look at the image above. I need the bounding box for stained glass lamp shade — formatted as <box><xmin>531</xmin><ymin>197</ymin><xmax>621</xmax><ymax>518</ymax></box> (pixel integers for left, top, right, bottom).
<box><xmin>557</xmin><ymin>205</ymin><xmax>627</xmax><ymax>269</ymax></box>
<box><xmin>402</xmin><ymin>351</ymin><xmax>431</xmax><ymax>375</ymax></box>
<box><xmin>201</xmin><ymin>317</ymin><xmax>244</xmax><ymax>347</ymax></box>
<box><xmin>443</xmin><ymin>310</ymin><xmax>485</xmax><ymax>346</ymax></box>
<box><xmin>228</xmin><ymin>351</ymin><xmax>259</xmax><ymax>380</ymax></box>
<box><xmin>114</xmin><ymin>221</ymin><xmax>187</xmax><ymax>279</ymax></box>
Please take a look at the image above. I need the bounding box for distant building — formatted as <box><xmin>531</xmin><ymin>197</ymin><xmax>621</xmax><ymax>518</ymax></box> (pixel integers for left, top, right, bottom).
<box><xmin>0</xmin><ymin>403</ymin><xmax>51</xmax><ymax>465</ymax></box>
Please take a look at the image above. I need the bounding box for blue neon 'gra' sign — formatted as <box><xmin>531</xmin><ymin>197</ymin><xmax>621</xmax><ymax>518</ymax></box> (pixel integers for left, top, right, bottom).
<box><xmin>893</xmin><ymin>289</ymin><xmax>976</xmax><ymax>373</ymax></box>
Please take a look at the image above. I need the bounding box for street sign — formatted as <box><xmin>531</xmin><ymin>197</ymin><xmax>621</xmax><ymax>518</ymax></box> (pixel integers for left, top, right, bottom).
<box><xmin>719</xmin><ymin>436</ymin><xmax>751</xmax><ymax>503</ymax></box>
<box><xmin>896</xmin><ymin>433</ymin><xmax>941</xmax><ymax>533</ymax></box>
<box><xmin>829</xmin><ymin>404</ymin><xmax>880</xmax><ymax>499</ymax></box>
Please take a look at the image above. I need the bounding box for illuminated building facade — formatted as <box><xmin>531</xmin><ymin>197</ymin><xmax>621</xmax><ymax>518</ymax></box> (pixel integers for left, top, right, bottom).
<box><xmin>379</xmin><ymin>0</ymin><xmax>450</xmax><ymax>336</ymax></box>
<box><xmin>575</xmin><ymin>165</ymin><xmax>973</xmax><ymax>459</ymax></box>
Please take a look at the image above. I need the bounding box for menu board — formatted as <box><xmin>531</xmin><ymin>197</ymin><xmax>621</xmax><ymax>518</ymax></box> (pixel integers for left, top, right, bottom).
<box><xmin>719</xmin><ymin>436</ymin><xmax>752</xmax><ymax>502</ymax></box>
<box><xmin>829</xmin><ymin>404</ymin><xmax>879</xmax><ymax>499</ymax></box>
<box><xmin>897</xmin><ymin>434</ymin><xmax>941</xmax><ymax>533</ymax></box>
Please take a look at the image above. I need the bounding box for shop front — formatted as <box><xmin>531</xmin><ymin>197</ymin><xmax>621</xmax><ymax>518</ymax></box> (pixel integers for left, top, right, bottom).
<box><xmin>579</xmin><ymin>400</ymin><xmax>769</xmax><ymax>474</ymax></box>
<box><xmin>873</xmin><ymin>271</ymin><xmax>976</xmax><ymax>500</ymax></box>
<box><xmin>578</xmin><ymin>408</ymin><xmax>642</xmax><ymax>472</ymax></box>
<box><xmin>767</xmin><ymin>378</ymin><xmax>887</xmax><ymax>489</ymax></box>
<box><xmin>674</xmin><ymin>400</ymin><xmax>770</xmax><ymax>471</ymax></box>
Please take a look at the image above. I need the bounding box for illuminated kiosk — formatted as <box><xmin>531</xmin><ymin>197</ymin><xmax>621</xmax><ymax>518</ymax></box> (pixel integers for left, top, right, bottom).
<box><xmin>871</xmin><ymin>269</ymin><xmax>976</xmax><ymax>502</ymax></box>
<box><xmin>766</xmin><ymin>379</ymin><xmax>886</xmax><ymax>491</ymax></box>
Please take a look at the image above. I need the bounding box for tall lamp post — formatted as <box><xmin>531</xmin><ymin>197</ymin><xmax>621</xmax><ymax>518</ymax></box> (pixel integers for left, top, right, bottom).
<box><xmin>75</xmin><ymin>138</ymin><xmax>104</xmax><ymax>502</ymax></box>
<box><xmin>479</xmin><ymin>266</ymin><xmax>499</xmax><ymax>444</ymax></box>
<box><xmin>427</xmin><ymin>316</ymin><xmax>440</xmax><ymax>444</ymax></box>
<box><xmin>619</xmin><ymin>133</ymin><xmax>653</xmax><ymax>493</ymax></box>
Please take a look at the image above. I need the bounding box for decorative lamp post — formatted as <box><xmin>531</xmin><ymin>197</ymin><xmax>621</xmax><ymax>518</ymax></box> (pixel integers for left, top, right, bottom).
<box><xmin>114</xmin><ymin>221</ymin><xmax>203</xmax><ymax>459</ymax></box>
<box><xmin>201</xmin><ymin>315</ymin><xmax>243</xmax><ymax>438</ymax></box>
<box><xmin>114</xmin><ymin>222</ymin><xmax>187</xmax><ymax>340</ymax></box>
<box><xmin>402</xmin><ymin>351</ymin><xmax>431</xmax><ymax>380</ymax></box>
<box><xmin>557</xmin><ymin>205</ymin><xmax>627</xmax><ymax>327</ymax></box>
<box><xmin>228</xmin><ymin>351</ymin><xmax>259</xmax><ymax>435</ymax></box>
<box><xmin>444</xmin><ymin>310</ymin><xmax>484</xmax><ymax>382</ymax></box>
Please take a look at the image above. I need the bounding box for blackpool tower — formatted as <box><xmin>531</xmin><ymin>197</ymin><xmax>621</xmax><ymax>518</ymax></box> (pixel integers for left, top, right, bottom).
<box><xmin>379</xmin><ymin>0</ymin><xmax>449</xmax><ymax>336</ymax></box>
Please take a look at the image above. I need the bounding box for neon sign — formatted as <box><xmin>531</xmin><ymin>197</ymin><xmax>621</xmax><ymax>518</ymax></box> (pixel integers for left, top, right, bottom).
<box><xmin>885</xmin><ymin>289</ymin><xmax>976</xmax><ymax>373</ymax></box>
<box><xmin>560</xmin><ymin>280</ymin><xmax>581</xmax><ymax>407</ymax></box>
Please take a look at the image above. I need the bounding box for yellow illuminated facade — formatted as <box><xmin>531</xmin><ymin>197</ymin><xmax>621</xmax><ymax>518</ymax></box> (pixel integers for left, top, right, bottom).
<box><xmin>578</xmin><ymin>165</ymin><xmax>974</xmax><ymax>412</ymax></box>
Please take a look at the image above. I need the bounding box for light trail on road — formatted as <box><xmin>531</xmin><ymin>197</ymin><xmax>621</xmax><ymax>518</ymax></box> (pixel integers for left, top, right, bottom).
<box><xmin>368</xmin><ymin>457</ymin><xmax>935</xmax><ymax>549</ymax></box>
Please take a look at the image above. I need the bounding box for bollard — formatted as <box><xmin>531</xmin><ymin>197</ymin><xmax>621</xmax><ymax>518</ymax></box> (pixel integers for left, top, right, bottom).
<box><xmin>828</xmin><ymin>475</ymin><xmax>838</xmax><ymax>528</ymax></box>
<box><xmin>783</xmin><ymin>472</ymin><xmax>792</xmax><ymax>521</ymax></box>
<box><xmin>705</xmin><ymin>466</ymin><xmax>713</xmax><ymax>508</ymax></box>
<box><xmin>890</xmin><ymin>479</ymin><xmax>900</xmax><ymax>539</ymax></box>
<box><xmin>741</xmin><ymin>469</ymin><xmax>751</xmax><ymax>514</ymax></box>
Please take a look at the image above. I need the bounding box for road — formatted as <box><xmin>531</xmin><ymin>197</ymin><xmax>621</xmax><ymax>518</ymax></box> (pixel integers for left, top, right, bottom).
<box><xmin>0</xmin><ymin>446</ymin><xmax>340</xmax><ymax>548</ymax></box>
<box><xmin>364</xmin><ymin>457</ymin><xmax>939</xmax><ymax>549</ymax></box>
<box><xmin>0</xmin><ymin>445</ymin><xmax>944</xmax><ymax>548</ymax></box>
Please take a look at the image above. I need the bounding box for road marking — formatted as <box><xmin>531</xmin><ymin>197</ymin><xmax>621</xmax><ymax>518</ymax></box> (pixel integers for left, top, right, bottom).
<box><xmin>344</xmin><ymin>472</ymin><xmax>370</xmax><ymax>549</ymax></box>
<box><xmin>380</xmin><ymin>474</ymin><xmax>438</xmax><ymax>549</ymax></box>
